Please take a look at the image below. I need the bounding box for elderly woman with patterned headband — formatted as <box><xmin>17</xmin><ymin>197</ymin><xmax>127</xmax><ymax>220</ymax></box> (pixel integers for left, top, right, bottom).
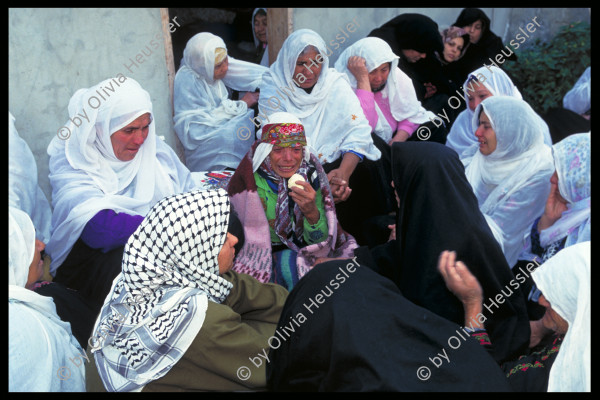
<box><xmin>91</xmin><ymin>189</ymin><xmax>288</xmax><ymax>391</ymax></box>
<box><xmin>227</xmin><ymin>112</ymin><xmax>357</xmax><ymax>290</ymax></box>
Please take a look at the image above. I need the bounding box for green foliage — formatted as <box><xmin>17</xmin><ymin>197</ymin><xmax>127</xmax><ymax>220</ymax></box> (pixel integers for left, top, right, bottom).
<box><xmin>503</xmin><ymin>21</ymin><xmax>590</xmax><ymax>114</ymax></box>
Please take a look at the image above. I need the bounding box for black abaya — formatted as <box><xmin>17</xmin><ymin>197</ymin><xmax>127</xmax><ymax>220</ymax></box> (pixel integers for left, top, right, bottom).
<box><xmin>266</xmin><ymin>260</ymin><xmax>511</xmax><ymax>391</ymax></box>
<box><xmin>355</xmin><ymin>142</ymin><xmax>530</xmax><ymax>364</ymax></box>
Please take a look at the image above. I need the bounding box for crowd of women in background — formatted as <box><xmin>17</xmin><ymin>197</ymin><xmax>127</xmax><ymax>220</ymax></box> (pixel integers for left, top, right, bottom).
<box><xmin>9</xmin><ymin>7</ymin><xmax>590</xmax><ymax>393</ymax></box>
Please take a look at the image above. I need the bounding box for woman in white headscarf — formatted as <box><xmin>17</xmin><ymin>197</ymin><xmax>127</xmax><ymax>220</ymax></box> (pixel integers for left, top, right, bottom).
<box><xmin>519</xmin><ymin>132</ymin><xmax>590</xmax><ymax>305</ymax></box>
<box><xmin>252</xmin><ymin>8</ymin><xmax>269</xmax><ymax>67</ymax></box>
<box><xmin>46</xmin><ymin>76</ymin><xmax>197</xmax><ymax>313</ymax></box>
<box><xmin>91</xmin><ymin>189</ymin><xmax>288</xmax><ymax>392</ymax></box>
<box><xmin>438</xmin><ymin>241</ymin><xmax>590</xmax><ymax>391</ymax></box>
<box><xmin>464</xmin><ymin>96</ymin><xmax>554</xmax><ymax>268</ymax></box>
<box><xmin>9</xmin><ymin>111</ymin><xmax>53</xmax><ymax>243</ymax></box>
<box><xmin>259</xmin><ymin>29</ymin><xmax>389</xmax><ymax>245</ymax></box>
<box><xmin>9</xmin><ymin>206</ymin><xmax>86</xmax><ymax>392</ymax></box>
<box><xmin>173</xmin><ymin>32</ymin><xmax>268</xmax><ymax>172</ymax></box>
<box><xmin>446</xmin><ymin>65</ymin><xmax>552</xmax><ymax>158</ymax></box>
<box><xmin>334</xmin><ymin>37</ymin><xmax>437</xmax><ymax>145</ymax></box>
<box><xmin>532</xmin><ymin>241</ymin><xmax>590</xmax><ymax>392</ymax></box>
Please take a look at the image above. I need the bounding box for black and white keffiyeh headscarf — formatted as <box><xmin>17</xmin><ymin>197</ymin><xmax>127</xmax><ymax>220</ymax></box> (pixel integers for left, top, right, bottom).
<box><xmin>91</xmin><ymin>189</ymin><xmax>233</xmax><ymax>392</ymax></box>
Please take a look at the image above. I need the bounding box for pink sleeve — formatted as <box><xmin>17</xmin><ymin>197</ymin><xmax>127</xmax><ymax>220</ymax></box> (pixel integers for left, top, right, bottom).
<box><xmin>396</xmin><ymin>119</ymin><xmax>421</xmax><ymax>136</ymax></box>
<box><xmin>354</xmin><ymin>89</ymin><xmax>378</xmax><ymax>131</ymax></box>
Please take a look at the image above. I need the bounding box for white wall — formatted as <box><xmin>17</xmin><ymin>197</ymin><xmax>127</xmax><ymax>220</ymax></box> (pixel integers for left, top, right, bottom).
<box><xmin>9</xmin><ymin>8</ymin><xmax>176</xmax><ymax>205</ymax></box>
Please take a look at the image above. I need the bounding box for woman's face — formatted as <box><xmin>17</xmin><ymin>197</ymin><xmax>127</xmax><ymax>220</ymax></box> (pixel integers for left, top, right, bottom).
<box><xmin>110</xmin><ymin>113</ymin><xmax>151</xmax><ymax>161</ymax></box>
<box><xmin>213</xmin><ymin>56</ymin><xmax>229</xmax><ymax>80</ymax></box>
<box><xmin>26</xmin><ymin>239</ymin><xmax>45</xmax><ymax>289</ymax></box>
<box><xmin>254</xmin><ymin>13</ymin><xmax>267</xmax><ymax>44</ymax></box>
<box><xmin>218</xmin><ymin>233</ymin><xmax>239</xmax><ymax>274</ymax></box>
<box><xmin>464</xmin><ymin>20</ymin><xmax>483</xmax><ymax>44</ymax></box>
<box><xmin>369</xmin><ymin>62</ymin><xmax>391</xmax><ymax>91</ymax></box>
<box><xmin>443</xmin><ymin>37</ymin><xmax>465</xmax><ymax>63</ymax></box>
<box><xmin>538</xmin><ymin>294</ymin><xmax>569</xmax><ymax>334</ymax></box>
<box><xmin>401</xmin><ymin>49</ymin><xmax>427</xmax><ymax>63</ymax></box>
<box><xmin>550</xmin><ymin>171</ymin><xmax>568</xmax><ymax>204</ymax></box>
<box><xmin>294</xmin><ymin>48</ymin><xmax>322</xmax><ymax>89</ymax></box>
<box><xmin>269</xmin><ymin>146</ymin><xmax>303</xmax><ymax>178</ymax></box>
<box><xmin>467</xmin><ymin>84</ymin><xmax>493</xmax><ymax>111</ymax></box>
<box><xmin>474</xmin><ymin>110</ymin><xmax>497</xmax><ymax>155</ymax></box>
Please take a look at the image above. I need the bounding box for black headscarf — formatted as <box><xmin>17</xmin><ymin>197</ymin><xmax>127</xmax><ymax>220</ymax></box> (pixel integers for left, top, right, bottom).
<box><xmin>266</xmin><ymin>260</ymin><xmax>511</xmax><ymax>391</ymax></box>
<box><xmin>368</xmin><ymin>13</ymin><xmax>452</xmax><ymax>99</ymax></box>
<box><xmin>370</xmin><ymin>13</ymin><xmax>443</xmax><ymax>56</ymax></box>
<box><xmin>356</xmin><ymin>142</ymin><xmax>530</xmax><ymax>364</ymax></box>
<box><xmin>453</xmin><ymin>8</ymin><xmax>517</xmax><ymax>78</ymax></box>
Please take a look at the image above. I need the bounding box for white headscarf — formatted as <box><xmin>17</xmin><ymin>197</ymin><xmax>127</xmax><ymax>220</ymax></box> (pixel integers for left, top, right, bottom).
<box><xmin>464</xmin><ymin>96</ymin><xmax>554</xmax><ymax>267</ymax></box>
<box><xmin>9</xmin><ymin>111</ymin><xmax>53</xmax><ymax>243</ymax></box>
<box><xmin>9</xmin><ymin>206</ymin><xmax>86</xmax><ymax>392</ymax></box>
<box><xmin>173</xmin><ymin>32</ymin><xmax>268</xmax><ymax>171</ymax></box>
<box><xmin>92</xmin><ymin>189</ymin><xmax>233</xmax><ymax>392</ymax></box>
<box><xmin>251</xmin><ymin>111</ymin><xmax>310</xmax><ymax>172</ymax></box>
<box><xmin>334</xmin><ymin>37</ymin><xmax>435</xmax><ymax>143</ymax></box>
<box><xmin>563</xmin><ymin>66</ymin><xmax>591</xmax><ymax>115</ymax></box>
<box><xmin>447</xmin><ymin>65</ymin><xmax>552</xmax><ymax>158</ymax></box>
<box><xmin>532</xmin><ymin>241</ymin><xmax>590</xmax><ymax>392</ymax></box>
<box><xmin>539</xmin><ymin>132</ymin><xmax>590</xmax><ymax>248</ymax></box>
<box><xmin>252</xmin><ymin>8</ymin><xmax>269</xmax><ymax>67</ymax></box>
<box><xmin>46</xmin><ymin>77</ymin><xmax>195</xmax><ymax>273</ymax></box>
<box><xmin>258</xmin><ymin>29</ymin><xmax>380</xmax><ymax>165</ymax></box>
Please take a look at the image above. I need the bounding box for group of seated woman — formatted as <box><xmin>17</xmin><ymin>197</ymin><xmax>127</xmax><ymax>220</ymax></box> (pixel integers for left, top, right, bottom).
<box><xmin>9</xmin><ymin>8</ymin><xmax>590</xmax><ymax>393</ymax></box>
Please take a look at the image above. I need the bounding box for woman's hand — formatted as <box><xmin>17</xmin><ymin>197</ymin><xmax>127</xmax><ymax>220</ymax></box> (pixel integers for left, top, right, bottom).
<box><xmin>388</xmin><ymin>224</ymin><xmax>396</xmax><ymax>241</ymax></box>
<box><xmin>423</xmin><ymin>82</ymin><xmax>437</xmax><ymax>99</ymax></box>
<box><xmin>388</xmin><ymin>129</ymin><xmax>410</xmax><ymax>145</ymax></box>
<box><xmin>529</xmin><ymin>318</ymin><xmax>553</xmax><ymax>348</ymax></box>
<box><xmin>438</xmin><ymin>250</ymin><xmax>484</xmax><ymax>324</ymax></box>
<box><xmin>241</xmin><ymin>91</ymin><xmax>260</xmax><ymax>108</ymax></box>
<box><xmin>537</xmin><ymin>179</ymin><xmax>568</xmax><ymax>232</ymax></box>
<box><xmin>327</xmin><ymin>169</ymin><xmax>352</xmax><ymax>203</ymax></box>
<box><xmin>347</xmin><ymin>56</ymin><xmax>371</xmax><ymax>91</ymax></box>
<box><xmin>289</xmin><ymin>181</ymin><xmax>320</xmax><ymax>225</ymax></box>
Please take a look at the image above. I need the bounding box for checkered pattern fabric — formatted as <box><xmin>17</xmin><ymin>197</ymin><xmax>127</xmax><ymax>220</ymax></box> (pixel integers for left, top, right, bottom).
<box><xmin>91</xmin><ymin>189</ymin><xmax>233</xmax><ymax>391</ymax></box>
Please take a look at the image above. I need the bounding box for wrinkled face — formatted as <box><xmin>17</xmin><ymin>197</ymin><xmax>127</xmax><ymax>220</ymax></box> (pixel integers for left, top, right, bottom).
<box><xmin>269</xmin><ymin>146</ymin><xmax>303</xmax><ymax>178</ymax></box>
<box><xmin>254</xmin><ymin>13</ymin><xmax>267</xmax><ymax>44</ymax></box>
<box><xmin>369</xmin><ymin>62</ymin><xmax>391</xmax><ymax>91</ymax></box>
<box><xmin>538</xmin><ymin>295</ymin><xmax>569</xmax><ymax>334</ymax></box>
<box><xmin>464</xmin><ymin>20</ymin><xmax>483</xmax><ymax>44</ymax></box>
<box><xmin>401</xmin><ymin>49</ymin><xmax>427</xmax><ymax>63</ymax></box>
<box><xmin>550</xmin><ymin>171</ymin><xmax>568</xmax><ymax>204</ymax></box>
<box><xmin>467</xmin><ymin>84</ymin><xmax>493</xmax><ymax>111</ymax></box>
<box><xmin>474</xmin><ymin>110</ymin><xmax>497</xmax><ymax>156</ymax></box>
<box><xmin>443</xmin><ymin>37</ymin><xmax>465</xmax><ymax>62</ymax></box>
<box><xmin>213</xmin><ymin>56</ymin><xmax>229</xmax><ymax>80</ymax></box>
<box><xmin>110</xmin><ymin>113</ymin><xmax>151</xmax><ymax>161</ymax></box>
<box><xmin>218</xmin><ymin>233</ymin><xmax>239</xmax><ymax>274</ymax></box>
<box><xmin>26</xmin><ymin>239</ymin><xmax>45</xmax><ymax>289</ymax></box>
<box><xmin>294</xmin><ymin>48</ymin><xmax>322</xmax><ymax>89</ymax></box>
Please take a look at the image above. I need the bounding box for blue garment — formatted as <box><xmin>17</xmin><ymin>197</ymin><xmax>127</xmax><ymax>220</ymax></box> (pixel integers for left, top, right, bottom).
<box><xmin>80</xmin><ymin>209</ymin><xmax>144</xmax><ymax>253</ymax></box>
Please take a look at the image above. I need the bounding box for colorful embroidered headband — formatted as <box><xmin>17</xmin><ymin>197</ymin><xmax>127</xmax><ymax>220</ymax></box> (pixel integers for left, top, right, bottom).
<box><xmin>261</xmin><ymin>122</ymin><xmax>307</xmax><ymax>148</ymax></box>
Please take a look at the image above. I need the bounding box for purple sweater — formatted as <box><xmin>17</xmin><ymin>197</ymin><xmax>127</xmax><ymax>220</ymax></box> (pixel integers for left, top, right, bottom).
<box><xmin>81</xmin><ymin>209</ymin><xmax>144</xmax><ymax>253</ymax></box>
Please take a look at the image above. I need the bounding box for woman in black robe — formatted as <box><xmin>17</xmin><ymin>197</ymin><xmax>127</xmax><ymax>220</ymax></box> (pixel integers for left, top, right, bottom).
<box><xmin>353</xmin><ymin>141</ymin><xmax>530</xmax><ymax>365</ymax></box>
<box><xmin>266</xmin><ymin>259</ymin><xmax>511</xmax><ymax>391</ymax></box>
<box><xmin>452</xmin><ymin>8</ymin><xmax>518</xmax><ymax>84</ymax></box>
